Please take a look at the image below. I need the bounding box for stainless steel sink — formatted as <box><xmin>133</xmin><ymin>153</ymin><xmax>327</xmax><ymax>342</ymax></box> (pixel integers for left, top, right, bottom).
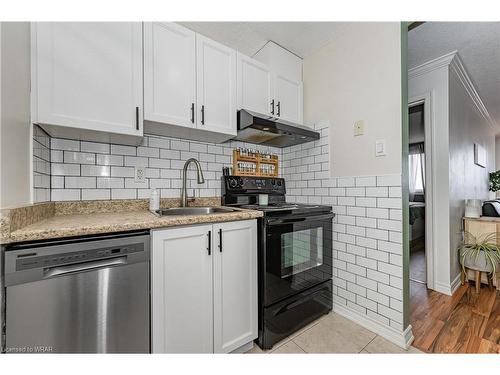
<box><xmin>154</xmin><ymin>206</ymin><xmax>238</xmax><ymax>216</ymax></box>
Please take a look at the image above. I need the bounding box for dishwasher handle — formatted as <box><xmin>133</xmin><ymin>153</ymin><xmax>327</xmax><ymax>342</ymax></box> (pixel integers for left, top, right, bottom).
<box><xmin>43</xmin><ymin>256</ymin><xmax>128</xmax><ymax>279</ymax></box>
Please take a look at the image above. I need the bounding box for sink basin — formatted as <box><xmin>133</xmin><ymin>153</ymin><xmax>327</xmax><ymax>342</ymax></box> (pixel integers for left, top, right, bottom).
<box><xmin>155</xmin><ymin>206</ymin><xmax>238</xmax><ymax>216</ymax></box>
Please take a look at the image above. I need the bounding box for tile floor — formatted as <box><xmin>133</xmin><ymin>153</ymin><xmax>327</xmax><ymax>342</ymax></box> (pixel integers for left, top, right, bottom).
<box><xmin>246</xmin><ymin>312</ymin><xmax>423</xmax><ymax>354</ymax></box>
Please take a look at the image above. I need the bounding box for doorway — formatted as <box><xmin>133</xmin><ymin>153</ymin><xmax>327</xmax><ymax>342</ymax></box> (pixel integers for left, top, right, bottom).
<box><xmin>408</xmin><ymin>103</ymin><xmax>426</xmax><ymax>285</ymax></box>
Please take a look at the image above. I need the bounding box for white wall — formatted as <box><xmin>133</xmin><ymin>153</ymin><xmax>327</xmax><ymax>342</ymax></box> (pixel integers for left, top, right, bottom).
<box><xmin>0</xmin><ymin>22</ymin><xmax>31</xmax><ymax>209</ymax></box>
<box><xmin>303</xmin><ymin>22</ymin><xmax>402</xmax><ymax>177</ymax></box>
<box><xmin>448</xmin><ymin>67</ymin><xmax>495</xmax><ymax>281</ymax></box>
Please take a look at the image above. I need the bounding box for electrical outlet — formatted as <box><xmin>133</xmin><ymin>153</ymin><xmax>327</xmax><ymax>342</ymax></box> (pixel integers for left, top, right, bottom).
<box><xmin>134</xmin><ymin>167</ymin><xmax>146</xmax><ymax>183</ymax></box>
<box><xmin>354</xmin><ymin>120</ymin><xmax>364</xmax><ymax>136</ymax></box>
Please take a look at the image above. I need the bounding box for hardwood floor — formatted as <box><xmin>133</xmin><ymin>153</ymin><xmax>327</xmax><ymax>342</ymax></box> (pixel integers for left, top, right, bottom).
<box><xmin>410</xmin><ymin>280</ymin><xmax>500</xmax><ymax>353</ymax></box>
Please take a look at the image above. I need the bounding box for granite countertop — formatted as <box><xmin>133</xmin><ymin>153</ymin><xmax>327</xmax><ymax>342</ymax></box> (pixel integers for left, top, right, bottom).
<box><xmin>0</xmin><ymin>198</ymin><xmax>263</xmax><ymax>244</ymax></box>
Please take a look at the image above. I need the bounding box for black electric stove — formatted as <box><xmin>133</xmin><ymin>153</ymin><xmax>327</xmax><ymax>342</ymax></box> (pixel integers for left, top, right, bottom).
<box><xmin>222</xmin><ymin>176</ymin><xmax>334</xmax><ymax>349</ymax></box>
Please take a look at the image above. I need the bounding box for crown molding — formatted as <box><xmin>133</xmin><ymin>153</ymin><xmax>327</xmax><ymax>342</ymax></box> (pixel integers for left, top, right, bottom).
<box><xmin>409</xmin><ymin>50</ymin><xmax>498</xmax><ymax>129</ymax></box>
<box><xmin>449</xmin><ymin>53</ymin><xmax>498</xmax><ymax>129</ymax></box>
<box><xmin>408</xmin><ymin>50</ymin><xmax>457</xmax><ymax>79</ymax></box>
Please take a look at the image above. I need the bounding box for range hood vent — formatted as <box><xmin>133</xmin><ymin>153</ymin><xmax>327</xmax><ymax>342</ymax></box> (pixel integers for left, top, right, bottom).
<box><xmin>233</xmin><ymin>109</ymin><xmax>320</xmax><ymax>148</ymax></box>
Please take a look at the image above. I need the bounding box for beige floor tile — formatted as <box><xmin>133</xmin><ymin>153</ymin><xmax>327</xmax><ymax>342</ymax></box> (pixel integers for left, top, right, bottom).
<box><xmin>363</xmin><ymin>336</ymin><xmax>423</xmax><ymax>354</ymax></box>
<box><xmin>245</xmin><ymin>344</ymin><xmax>265</xmax><ymax>354</ymax></box>
<box><xmin>293</xmin><ymin>312</ymin><xmax>377</xmax><ymax>353</ymax></box>
<box><xmin>271</xmin><ymin>341</ymin><xmax>306</xmax><ymax>354</ymax></box>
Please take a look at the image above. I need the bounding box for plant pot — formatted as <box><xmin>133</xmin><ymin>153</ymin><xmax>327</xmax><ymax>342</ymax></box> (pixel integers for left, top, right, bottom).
<box><xmin>459</xmin><ymin>248</ymin><xmax>495</xmax><ymax>273</ymax></box>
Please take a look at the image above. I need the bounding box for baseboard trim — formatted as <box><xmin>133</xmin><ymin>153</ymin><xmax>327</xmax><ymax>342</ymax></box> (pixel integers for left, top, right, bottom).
<box><xmin>333</xmin><ymin>302</ymin><xmax>414</xmax><ymax>349</ymax></box>
<box><xmin>450</xmin><ymin>274</ymin><xmax>462</xmax><ymax>295</ymax></box>
<box><xmin>434</xmin><ymin>274</ymin><xmax>461</xmax><ymax>296</ymax></box>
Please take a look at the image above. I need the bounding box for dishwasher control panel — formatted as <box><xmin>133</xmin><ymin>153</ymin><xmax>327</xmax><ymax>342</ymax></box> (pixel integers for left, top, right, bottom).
<box><xmin>15</xmin><ymin>242</ymin><xmax>144</xmax><ymax>271</ymax></box>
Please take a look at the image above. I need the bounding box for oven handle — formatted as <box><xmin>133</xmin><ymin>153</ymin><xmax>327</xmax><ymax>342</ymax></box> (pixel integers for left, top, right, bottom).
<box><xmin>266</xmin><ymin>213</ymin><xmax>335</xmax><ymax>226</ymax></box>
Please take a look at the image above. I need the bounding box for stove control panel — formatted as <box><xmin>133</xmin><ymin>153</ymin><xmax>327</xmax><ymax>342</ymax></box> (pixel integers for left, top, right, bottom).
<box><xmin>223</xmin><ymin>176</ymin><xmax>285</xmax><ymax>193</ymax></box>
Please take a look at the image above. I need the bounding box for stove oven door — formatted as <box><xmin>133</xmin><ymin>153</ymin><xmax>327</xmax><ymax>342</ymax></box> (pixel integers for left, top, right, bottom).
<box><xmin>264</xmin><ymin>212</ymin><xmax>334</xmax><ymax>306</ymax></box>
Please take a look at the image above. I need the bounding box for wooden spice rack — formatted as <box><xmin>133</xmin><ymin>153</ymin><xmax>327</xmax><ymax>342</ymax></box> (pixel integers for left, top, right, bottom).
<box><xmin>232</xmin><ymin>149</ymin><xmax>279</xmax><ymax>177</ymax></box>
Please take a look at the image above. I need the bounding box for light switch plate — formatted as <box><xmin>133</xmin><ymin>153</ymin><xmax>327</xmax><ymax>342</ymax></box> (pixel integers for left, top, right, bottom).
<box><xmin>354</xmin><ymin>120</ymin><xmax>364</xmax><ymax>136</ymax></box>
<box><xmin>375</xmin><ymin>139</ymin><xmax>386</xmax><ymax>157</ymax></box>
<box><xmin>134</xmin><ymin>167</ymin><xmax>146</xmax><ymax>183</ymax></box>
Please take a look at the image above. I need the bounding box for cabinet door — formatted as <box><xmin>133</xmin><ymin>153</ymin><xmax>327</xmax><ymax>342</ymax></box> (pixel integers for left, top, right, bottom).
<box><xmin>144</xmin><ymin>22</ymin><xmax>196</xmax><ymax>128</ymax></box>
<box><xmin>274</xmin><ymin>74</ymin><xmax>303</xmax><ymax>123</ymax></box>
<box><xmin>34</xmin><ymin>22</ymin><xmax>143</xmax><ymax>136</ymax></box>
<box><xmin>213</xmin><ymin>220</ymin><xmax>258</xmax><ymax>353</ymax></box>
<box><xmin>196</xmin><ymin>34</ymin><xmax>236</xmax><ymax>136</ymax></box>
<box><xmin>237</xmin><ymin>53</ymin><xmax>273</xmax><ymax>115</ymax></box>
<box><xmin>151</xmin><ymin>224</ymin><xmax>214</xmax><ymax>353</ymax></box>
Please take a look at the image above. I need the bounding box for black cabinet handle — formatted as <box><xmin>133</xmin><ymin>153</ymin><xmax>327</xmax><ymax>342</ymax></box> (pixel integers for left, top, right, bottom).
<box><xmin>135</xmin><ymin>107</ymin><xmax>140</xmax><ymax>130</ymax></box>
<box><xmin>277</xmin><ymin>101</ymin><xmax>281</xmax><ymax>117</ymax></box>
<box><xmin>190</xmin><ymin>103</ymin><xmax>195</xmax><ymax>124</ymax></box>
<box><xmin>207</xmin><ymin>230</ymin><xmax>211</xmax><ymax>255</ymax></box>
<box><xmin>270</xmin><ymin>99</ymin><xmax>275</xmax><ymax>115</ymax></box>
<box><xmin>201</xmin><ymin>105</ymin><xmax>205</xmax><ymax>125</ymax></box>
<box><xmin>218</xmin><ymin>228</ymin><xmax>222</xmax><ymax>252</ymax></box>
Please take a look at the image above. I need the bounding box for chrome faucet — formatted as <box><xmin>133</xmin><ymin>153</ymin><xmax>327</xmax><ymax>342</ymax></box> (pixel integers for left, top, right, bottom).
<box><xmin>181</xmin><ymin>158</ymin><xmax>205</xmax><ymax>207</ymax></box>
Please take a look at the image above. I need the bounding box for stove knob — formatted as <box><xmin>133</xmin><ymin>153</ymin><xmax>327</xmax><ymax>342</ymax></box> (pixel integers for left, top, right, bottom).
<box><xmin>277</xmin><ymin>180</ymin><xmax>282</xmax><ymax>186</ymax></box>
<box><xmin>228</xmin><ymin>178</ymin><xmax>238</xmax><ymax>188</ymax></box>
<box><xmin>238</xmin><ymin>177</ymin><xmax>244</xmax><ymax>187</ymax></box>
<box><xmin>271</xmin><ymin>179</ymin><xmax>276</xmax><ymax>185</ymax></box>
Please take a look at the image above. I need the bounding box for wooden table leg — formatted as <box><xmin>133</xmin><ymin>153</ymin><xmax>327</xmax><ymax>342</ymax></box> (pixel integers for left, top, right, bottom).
<box><xmin>475</xmin><ymin>270</ymin><xmax>481</xmax><ymax>293</ymax></box>
<box><xmin>488</xmin><ymin>273</ymin><xmax>493</xmax><ymax>290</ymax></box>
<box><xmin>461</xmin><ymin>268</ymin><xmax>467</xmax><ymax>285</ymax></box>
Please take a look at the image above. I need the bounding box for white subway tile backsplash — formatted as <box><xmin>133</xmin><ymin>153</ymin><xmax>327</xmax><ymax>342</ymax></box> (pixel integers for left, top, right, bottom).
<box><xmin>52</xmin><ymin>163</ymin><xmax>80</xmax><ymax>176</ymax></box>
<box><xmin>81</xmin><ymin>141</ymin><xmax>110</xmax><ymax>154</ymax></box>
<box><xmin>64</xmin><ymin>151</ymin><xmax>96</xmax><ymax>164</ymax></box>
<box><xmin>81</xmin><ymin>165</ymin><xmax>110</xmax><ymax>177</ymax></box>
<box><xmin>52</xmin><ymin>189</ymin><xmax>80</xmax><ymax>201</ymax></box>
<box><xmin>377</xmin><ymin>175</ymin><xmax>401</xmax><ymax>187</ymax></box>
<box><xmin>97</xmin><ymin>177</ymin><xmax>124</xmax><ymax>189</ymax></box>
<box><xmin>51</xmin><ymin>138</ymin><xmax>79</xmax><ymax>151</ymax></box>
<box><xmin>96</xmin><ymin>154</ymin><xmax>123</xmax><ymax>166</ymax></box>
<box><xmin>110</xmin><ymin>166</ymin><xmax>135</xmax><ymax>178</ymax></box>
<box><xmin>65</xmin><ymin>177</ymin><xmax>96</xmax><ymax>189</ymax></box>
<box><xmin>81</xmin><ymin>189</ymin><xmax>110</xmax><ymax>200</ymax></box>
<box><xmin>111</xmin><ymin>144</ymin><xmax>136</xmax><ymax>156</ymax></box>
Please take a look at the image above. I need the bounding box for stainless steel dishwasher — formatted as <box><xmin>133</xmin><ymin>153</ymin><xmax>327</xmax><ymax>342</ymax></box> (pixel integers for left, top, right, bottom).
<box><xmin>4</xmin><ymin>231</ymin><xmax>150</xmax><ymax>353</ymax></box>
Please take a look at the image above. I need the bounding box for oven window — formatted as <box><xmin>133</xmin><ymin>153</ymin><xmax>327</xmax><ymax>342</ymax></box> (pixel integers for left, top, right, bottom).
<box><xmin>281</xmin><ymin>227</ymin><xmax>323</xmax><ymax>277</ymax></box>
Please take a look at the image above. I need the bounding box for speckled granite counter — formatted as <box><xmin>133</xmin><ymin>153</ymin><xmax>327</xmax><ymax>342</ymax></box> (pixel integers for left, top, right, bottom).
<box><xmin>0</xmin><ymin>198</ymin><xmax>262</xmax><ymax>244</ymax></box>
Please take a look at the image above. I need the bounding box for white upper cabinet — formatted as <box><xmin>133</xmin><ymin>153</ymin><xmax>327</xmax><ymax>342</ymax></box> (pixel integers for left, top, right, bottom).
<box><xmin>237</xmin><ymin>53</ymin><xmax>273</xmax><ymax>115</ymax></box>
<box><xmin>33</xmin><ymin>22</ymin><xmax>143</xmax><ymax>139</ymax></box>
<box><xmin>143</xmin><ymin>23</ymin><xmax>237</xmax><ymax>143</ymax></box>
<box><xmin>144</xmin><ymin>22</ymin><xmax>196</xmax><ymax>128</ymax></box>
<box><xmin>274</xmin><ymin>74</ymin><xmax>303</xmax><ymax>123</ymax></box>
<box><xmin>196</xmin><ymin>34</ymin><xmax>236</xmax><ymax>136</ymax></box>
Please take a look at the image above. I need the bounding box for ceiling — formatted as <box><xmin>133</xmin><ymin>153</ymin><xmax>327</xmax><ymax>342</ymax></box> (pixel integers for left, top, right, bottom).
<box><xmin>408</xmin><ymin>22</ymin><xmax>500</xmax><ymax>128</ymax></box>
<box><xmin>179</xmin><ymin>22</ymin><xmax>345</xmax><ymax>58</ymax></box>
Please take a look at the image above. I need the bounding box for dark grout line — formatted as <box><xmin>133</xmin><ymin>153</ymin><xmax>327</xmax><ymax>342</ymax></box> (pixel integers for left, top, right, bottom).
<box><xmin>358</xmin><ymin>335</ymin><xmax>377</xmax><ymax>353</ymax></box>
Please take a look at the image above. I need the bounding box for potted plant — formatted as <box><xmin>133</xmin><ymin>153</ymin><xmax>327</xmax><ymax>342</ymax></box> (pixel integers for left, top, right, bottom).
<box><xmin>458</xmin><ymin>232</ymin><xmax>500</xmax><ymax>276</ymax></box>
<box><xmin>489</xmin><ymin>170</ymin><xmax>500</xmax><ymax>193</ymax></box>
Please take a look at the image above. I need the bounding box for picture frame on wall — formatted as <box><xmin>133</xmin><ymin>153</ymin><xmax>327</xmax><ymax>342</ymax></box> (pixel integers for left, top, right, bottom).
<box><xmin>474</xmin><ymin>143</ymin><xmax>486</xmax><ymax>168</ymax></box>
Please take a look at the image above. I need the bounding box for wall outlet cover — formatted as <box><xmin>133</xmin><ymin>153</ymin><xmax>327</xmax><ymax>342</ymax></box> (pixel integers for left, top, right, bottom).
<box><xmin>134</xmin><ymin>167</ymin><xmax>146</xmax><ymax>183</ymax></box>
<box><xmin>354</xmin><ymin>120</ymin><xmax>364</xmax><ymax>136</ymax></box>
<box><xmin>375</xmin><ymin>139</ymin><xmax>386</xmax><ymax>157</ymax></box>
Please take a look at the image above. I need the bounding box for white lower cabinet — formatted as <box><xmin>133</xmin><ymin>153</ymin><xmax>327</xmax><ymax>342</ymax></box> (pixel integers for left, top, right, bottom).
<box><xmin>151</xmin><ymin>219</ymin><xmax>257</xmax><ymax>353</ymax></box>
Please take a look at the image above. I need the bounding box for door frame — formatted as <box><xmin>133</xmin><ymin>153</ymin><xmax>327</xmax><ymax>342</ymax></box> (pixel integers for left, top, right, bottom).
<box><xmin>409</xmin><ymin>91</ymin><xmax>436</xmax><ymax>291</ymax></box>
